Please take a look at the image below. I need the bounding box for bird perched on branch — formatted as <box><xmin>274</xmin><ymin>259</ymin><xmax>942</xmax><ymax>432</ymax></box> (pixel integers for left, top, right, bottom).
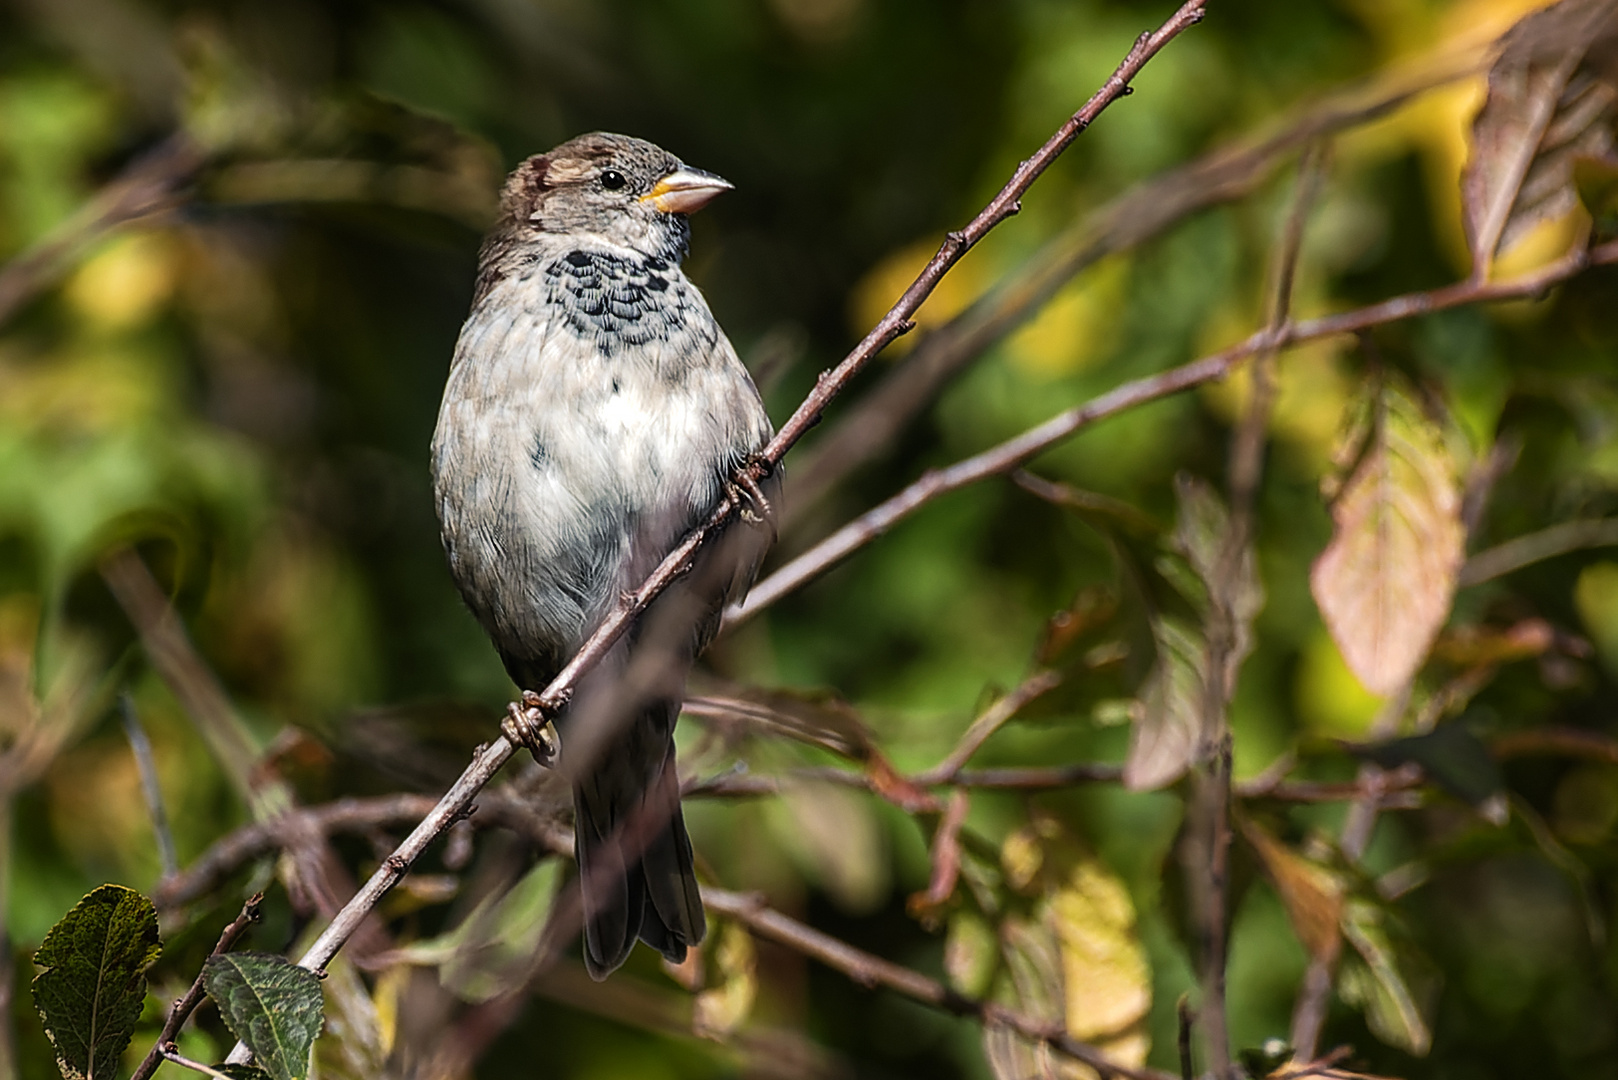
<box><xmin>431</xmin><ymin>132</ymin><xmax>777</xmax><ymax>978</ymax></box>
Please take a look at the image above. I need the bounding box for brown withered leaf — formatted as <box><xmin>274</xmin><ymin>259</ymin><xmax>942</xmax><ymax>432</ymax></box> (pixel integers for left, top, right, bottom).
<box><xmin>1462</xmin><ymin>0</ymin><xmax>1618</xmax><ymax>276</ymax></box>
<box><xmin>1240</xmin><ymin>819</ymin><xmax>1344</xmax><ymax>963</ymax></box>
<box><xmin>1310</xmin><ymin>380</ymin><xmax>1463</xmax><ymax>697</ymax></box>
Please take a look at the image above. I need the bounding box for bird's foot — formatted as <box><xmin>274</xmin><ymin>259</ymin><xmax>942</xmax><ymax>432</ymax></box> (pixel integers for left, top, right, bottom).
<box><xmin>503</xmin><ymin>689</ymin><xmax>562</xmax><ymax>767</ymax></box>
<box><xmin>727</xmin><ymin>456</ymin><xmax>777</xmax><ymax>542</ymax></box>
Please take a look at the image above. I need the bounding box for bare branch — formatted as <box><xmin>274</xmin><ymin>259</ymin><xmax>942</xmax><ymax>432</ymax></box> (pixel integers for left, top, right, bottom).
<box><xmin>130</xmin><ymin>894</ymin><xmax>263</xmax><ymax>1080</ymax></box>
<box><xmin>913</xmin><ymin>669</ymin><xmax>1062</xmax><ymax>785</ymax></box>
<box><xmin>1459</xmin><ymin>517</ymin><xmax>1618</xmax><ymax>585</ymax></box>
<box><xmin>702</xmin><ymin>887</ymin><xmax>1178</xmax><ymax>1080</ymax></box>
<box><xmin>262</xmin><ymin>0</ymin><xmax>1211</xmax><ymax>985</ymax></box>
<box><xmin>784</xmin><ymin>45</ymin><xmax>1491</xmax><ymax>525</ymax></box>
<box><xmin>120</xmin><ymin>693</ymin><xmax>179</xmax><ymax>881</ymax></box>
<box><xmin>729</xmin><ymin>237</ymin><xmax>1618</xmax><ymax>627</ymax></box>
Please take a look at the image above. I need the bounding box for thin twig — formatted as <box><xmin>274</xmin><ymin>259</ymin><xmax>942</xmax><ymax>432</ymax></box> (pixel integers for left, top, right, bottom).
<box><xmin>249</xmin><ymin>0</ymin><xmax>1211</xmax><ymax>991</ymax></box>
<box><xmin>702</xmin><ymin>887</ymin><xmax>1177</xmax><ymax>1080</ymax></box>
<box><xmin>131</xmin><ymin>893</ymin><xmax>263</xmax><ymax>1080</ymax></box>
<box><xmin>782</xmin><ymin>43</ymin><xmax>1490</xmax><ymax>527</ymax></box>
<box><xmin>728</xmin><ymin>237</ymin><xmax>1618</xmax><ymax>627</ymax></box>
<box><xmin>913</xmin><ymin>669</ymin><xmax>1062</xmax><ymax>784</ymax></box>
<box><xmin>120</xmin><ymin>693</ymin><xmax>179</xmax><ymax>880</ymax></box>
<box><xmin>1459</xmin><ymin>517</ymin><xmax>1618</xmax><ymax>586</ymax></box>
<box><xmin>1191</xmin><ymin>141</ymin><xmax>1329</xmax><ymax>1080</ymax></box>
<box><xmin>158</xmin><ymin>1045</ymin><xmax>237</xmax><ymax>1080</ymax></box>
<box><xmin>101</xmin><ymin>550</ymin><xmax>281</xmax><ymax>815</ymax></box>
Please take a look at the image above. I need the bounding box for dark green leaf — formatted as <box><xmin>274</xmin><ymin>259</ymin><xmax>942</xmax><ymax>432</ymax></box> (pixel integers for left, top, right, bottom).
<box><xmin>204</xmin><ymin>953</ymin><xmax>325</xmax><ymax>1080</ymax></box>
<box><xmin>1362</xmin><ymin>723</ymin><xmax>1505</xmax><ymax>818</ymax></box>
<box><xmin>31</xmin><ymin>884</ymin><xmax>162</xmax><ymax>1080</ymax></box>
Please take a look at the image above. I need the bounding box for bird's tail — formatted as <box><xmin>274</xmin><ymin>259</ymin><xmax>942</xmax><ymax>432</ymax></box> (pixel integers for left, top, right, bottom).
<box><xmin>572</xmin><ymin>713</ymin><xmax>705</xmax><ymax>980</ymax></box>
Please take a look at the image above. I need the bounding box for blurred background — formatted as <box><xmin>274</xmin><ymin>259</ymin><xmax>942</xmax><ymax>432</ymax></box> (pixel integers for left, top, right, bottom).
<box><xmin>2</xmin><ymin>0</ymin><xmax>1617</xmax><ymax>1077</ymax></box>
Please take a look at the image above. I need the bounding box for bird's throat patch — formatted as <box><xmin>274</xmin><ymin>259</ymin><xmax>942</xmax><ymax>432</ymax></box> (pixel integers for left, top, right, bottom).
<box><xmin>546</xmin><ymin>248</ymin><xmax>693</xmax><ymax>356</ymax></box>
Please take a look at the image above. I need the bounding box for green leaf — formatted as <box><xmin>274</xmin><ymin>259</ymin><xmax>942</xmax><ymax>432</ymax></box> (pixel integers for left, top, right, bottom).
<box><xmin>203</xmin><ymin>953</ymin><xmax>325</xmax><ymax>1080</ymax></box>
<box><xmin>31</xmin><ymin>884</ymin><xmax>162</xmax><ymax>1080</ymax></box>
<box><xmin>1339</xmin><ymin>899</ymin><xmax>1438</xmax><ymax>1056</ymax></box>
<box><xmin>1362</xmin><ymin>723</ymin><xmax>1506</xmax><ymax>822</ymax></box>
<box><xmin>215</xmin><ymin>1067</ymin><xmax>271</xmax><ymax>1080</ymax></box>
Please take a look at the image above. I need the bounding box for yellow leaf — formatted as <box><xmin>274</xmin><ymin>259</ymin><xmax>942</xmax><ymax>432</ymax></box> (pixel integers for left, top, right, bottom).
<box><xmin>693</xmin><ymin>921</ymin><xmax>757</xmax><ymax>1040</ymax></box>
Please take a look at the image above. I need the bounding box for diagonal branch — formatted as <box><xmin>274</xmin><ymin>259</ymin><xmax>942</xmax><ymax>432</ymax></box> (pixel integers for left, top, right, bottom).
<box><xmin>728</xmin><ymin>236</ymin><xmax>1618</xmax><ymax>627</ymax></box>
<box><xmin>255</xmin><ymin>0</ymin><xmax>1213</xmax><ymax>987</ymax></box>
<box><xmin>782</xmin><ymin>43</ymin><xmax>1490</xmax><ymax>527</ymax></box>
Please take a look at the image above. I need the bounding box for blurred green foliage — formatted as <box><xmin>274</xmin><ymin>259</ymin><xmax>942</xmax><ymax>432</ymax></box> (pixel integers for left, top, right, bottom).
<box><xmin>2</xmin><ymin>0</ymin><xmax>1617</xmax><ymax>1078</ymax></box>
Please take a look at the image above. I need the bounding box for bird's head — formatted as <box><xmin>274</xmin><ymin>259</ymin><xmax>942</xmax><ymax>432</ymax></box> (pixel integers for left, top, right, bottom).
<box><xmin>496</xmin><ymin>132</ymin><xmax>732</xmax><ymax>262</ymax></box>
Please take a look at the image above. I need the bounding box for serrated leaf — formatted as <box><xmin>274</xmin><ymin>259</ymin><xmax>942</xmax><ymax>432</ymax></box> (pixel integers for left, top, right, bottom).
<box><xmin>1462</xmin><ymin>0</ymin><xmax>1618</xmax><ymax>276</ymax></box>
<box><xmin>215</xmin><ymin>1067</ymin><xmax>271</xmax><ymax>1079</ymax></box>
<box><xmin>692</xmin><ymin>921</ymin><xmax>757</xmax><ymax>1040</ymax></box>
<box><xmin>1241</xmin><ymin>820</ymin><xmax>1344</xmax><ymax>963</ymax></box>
<box><xmin>1339</xmin><ymin>899</ymin><xmax>1438</xmax><ymax>1056</ymax></box>
<box><xmin>1311</xmin><ymin>380</ymin><xmax>1463</xmax><ymax>696</ymax></box>
<box><xmin>31</xmin><ymin>884</ymin><xmax>162</xmax><ymax>1080</ymax></box>
<box><xmin>1124</xmin><ymin>615</ymin><xmax>1205</xmax><ymax>790</ymax></box>
<box><xmin>203</xmin><ymin>953</ymin><xmax>325</xmax><ymax>1080</ymax></box>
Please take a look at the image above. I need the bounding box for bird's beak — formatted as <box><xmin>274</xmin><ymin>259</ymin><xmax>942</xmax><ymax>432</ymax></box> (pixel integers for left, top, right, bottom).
<box><xmin>640</xmin><ymin>167</ymin><xmax>733</xmax><ymax>214</ymax></box>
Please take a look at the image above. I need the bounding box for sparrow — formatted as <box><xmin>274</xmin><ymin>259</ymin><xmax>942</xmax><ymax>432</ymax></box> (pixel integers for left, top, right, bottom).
<box><xmin>431</xmin><ymin>133</ymin><xmax>777</xmax><ymax>979</ymax></box>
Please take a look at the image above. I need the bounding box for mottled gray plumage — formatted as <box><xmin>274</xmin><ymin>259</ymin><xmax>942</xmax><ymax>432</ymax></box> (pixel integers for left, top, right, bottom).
<box><xmin>431</xmin><ymin>133</ymin><xmax>776</xmax><ymax>978</ymax></box>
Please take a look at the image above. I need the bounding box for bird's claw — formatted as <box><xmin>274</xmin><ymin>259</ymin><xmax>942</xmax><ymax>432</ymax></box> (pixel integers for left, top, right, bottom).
<box><xmin>503</xmin><ymin>689</ymin><xmax>561</xmax><ymax>766</ymax></box>
<box><xmin>727</xmin><ymin>457</ymin><xmax>777</xmax><ymax>542</ymax></box>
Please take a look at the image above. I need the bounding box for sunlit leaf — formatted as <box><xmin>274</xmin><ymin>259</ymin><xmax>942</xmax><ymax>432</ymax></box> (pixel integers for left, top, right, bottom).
<box><xmin>1240</xmin><ymin>820</ymin><xmax>1344</xmax><ymax>963</ymax></box>
<box><xmin>30</xmin><ymin>884</ymin><xmax>162</xmax><ymax>1080</ymax></box>
<box><xmin>203</xmin><ymin>953</ymin><xmax>325</xmax><ymax>1080</ymax></box>
<box><xmin>1339</xmin><ymin>899</ymin><xmax>1438</xmax><ymax>1057</ymax></box>
<box><xmin>692</xmin><ymin>921</ymin><xmax>757</xmax><ymax>1040</ymax></box>
<box><xmin>1461</xmin><ymin>0</ymin><xmax>1618</xmax><ymax>276</ymax></box>
<box><xmin>1124</xmin><ymin>615</ymin><xmax>1205</xmax><ymax>790</ymax></box>
<box><xmin>986</xmin><ymin>818</ymin><xmax>1150</xmax><ymax>1079</ymax></box>
<box><xmin>944</xmin><ymin>911</ymin><xmax>999</xmax><ymax>999</ymax></box>
<box><xmin>1050</xmin><ymin>859</ymin><xmax>1150</xmax><ymax>1044</ymax></box>
<box><xmin>1311</xmin><ymin>378</ymin><xmax>1463</xmax><ymax>696</ymax></box>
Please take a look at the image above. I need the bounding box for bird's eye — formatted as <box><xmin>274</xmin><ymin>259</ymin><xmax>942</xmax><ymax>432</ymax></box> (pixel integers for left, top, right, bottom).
<box><xmin>600</xmin><ymin>169</ymin><xmax>627</xmax><ymax>191</ymax></box>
